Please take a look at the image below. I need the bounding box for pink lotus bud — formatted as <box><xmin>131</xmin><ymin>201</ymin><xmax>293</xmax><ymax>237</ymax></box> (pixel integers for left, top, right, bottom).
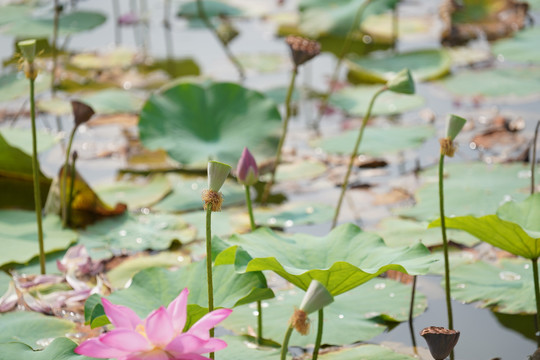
<box><xmin>236</xmin><ymin>147</ymin><xmax>258</xmax><ymax>186</ymax></box>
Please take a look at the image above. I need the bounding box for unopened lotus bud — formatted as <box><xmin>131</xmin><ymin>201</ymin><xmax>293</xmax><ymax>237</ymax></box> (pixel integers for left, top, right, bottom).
<box><xmin>18</xmin><ymin>39</ymin><xmax>37</xmax><ymax>63</ymax></box>
<box><xmin>445</xmin><ymin>114</ymin><xmax>466</xmax><ymax>141</ymax></box>
<box><xmin>420</xmin><ymin>326</ymin><xmax>460</xmax><ymax>360</ymax></box>
<box><xmin>203</xmin><ymin>161</ymin><xmax>231</xmax><ymax>212</ymax></box>
<box><xmin>290</xmin><ymin>280</ymin><xmax>334</xmax><ymax>336</ymax></box>
<box><xmin>71</xmin><ymin>100</ymin><xmax>95</xmax><ymax>127</ymax></box>
<box><xmin>386</xmin><ymin>68</ymin><xmax>415</xmax><ymax>94</ymax></box>
<box><xmin>285</xmin><ymin>36</ymin><xmax>321</xmax><ymax>69</ymax></box>
<box><xmin>236</xmin><ymin>147</ymin><xmax>258</xmax><ymax>186</ymax></box>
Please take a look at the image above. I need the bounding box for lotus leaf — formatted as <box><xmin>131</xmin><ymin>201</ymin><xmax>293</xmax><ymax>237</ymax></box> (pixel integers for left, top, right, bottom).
<box><xmin>217</xmin><ymin>336</ymin><xmax>281</xmax><ymax>359</ymax></box>
<box><xmin>223</xmin><ymin>278</ymin><xmax>426</xmax><ymax>346</ymax></box>
<box><xmin>179</xmin><ymin>209</ymin><xmax>249</xmax><ymax>241</ymax></box>
<box><xmin>0</xmin><ymin>128</ymin><xmax>57</xmax><ymax>154</ymax></box>
<box><xmin>263</xmin><ymin>86</ymin><xmax>301</xmax><ymax>105</ymax></box>
<box><xmin>361</xmin><ymin>13</ymin><xmax>432</xmax><ymax>42</ymax></box>
<box><xmin>215</xmin><ymin>224</ymin><xmax>434</xmax><ymax>295</ymax></box>
<box><xmin>139</xmin><ymin>58</ymin><xmax>200</xmax><ymax>79</ymax></box>
<box><xmin>255</xmin><ymin>203</ymin><xmax>334</xmax><ymax>228</ymax></box>
<box><xmin>497</xmin><ymin>193</ymin><xmax>540</xmax><ymax>238</ymax></box>
<box><xmin>177</xmin><ymin>0</ymin><xmax>243</xmax><ymax>18</ymax></box>
<box><xmin>0</xmin><ymin>5</ymin><xmax>32</xmax><ymax>26</ymax></box>
<box><xmin>263</xmin><ymin>159</ymin><xmax>326</xmax><ymax>182</ymax></box>
<box><xmin>346</xmin><ymin>49</ymin><xmax>451</xmax><ymax>84</ymax></box>
<box><xmin>492</xmin><ymin>27</ymin><xmax>540</xmax><ymax>64</ymax></box>
<box><xmin>71</xmin><ymin>47</ymin><xmax>136</xmax><ymax>70</ymax></box>
<box><xmin>320</xmin><ymin>344</ymin><xmax>416</xmax><ymax>359</ymax></box>
<box><xmin>0</xmin><ymin>272</ymin><xmax>10</xmax><ymax>296</ymax></box>
<box><xmin>450</xmin><ymin>259</ymin><xmax>535</xmax><ymax>314</ymax></box>
<box><xmin>96</xmin><ymin>175</ymin><xmax>172</xmax><ymax>210</ymax></box>
<box><xmin>313</xmin><ymin>125</ymin><xmax>433</xmax><ymax>156</ymax></box>
<box><xmin>138</xmin><ymin>82</ymin><xmax>281</xmax><ymax>167</ymax></box>
<box><xmin>0</xmin><ymin>337</ymin><xmax>100</xmax><ymax>360</ymax></box>
<box><xmin>0</xmin><ymin>72</ymin><xmax>51</xmax><ymax>102</ymax></box>
<box><xmin>237</xmin><ymin>53</ymin><xmax>288</xmax><ymax>73</ymax></box>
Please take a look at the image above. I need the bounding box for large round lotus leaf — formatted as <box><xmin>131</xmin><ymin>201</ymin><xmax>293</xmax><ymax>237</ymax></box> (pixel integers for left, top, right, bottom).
<box><xmin>320</xmin><ymin>344</ymin><xmax>416</xmax><ymax>359</ymax></box>
<box><xmin>450</xmin><ymin>258</ymin><xmax>535</xmax><ymax>314</ymax></box>
<box><xmin>298</xmin><ymin>0</ymin><xmax>399</xmax><ymax>38</ymax></box>
<box><xmin>0</xmin><ymin>72</ymin><xmax>51</xmax><ymax>102</ymax></box>
<box><xmin>71</xmin><ymin>47</ymin><xmax>136</xmax><ymax>70</ymax></box>
<box><xmin>329</xmin><ymin>86</ymin><xmax>425</xmax><ymax>116</ymax></box>
<box><xmin>138</xmin><ymin>82</ymin><xmax>281</xmax><ymax>167</ymax></box>
<box><xmin>2</xmin><ymin>11</ymin><xmax>106</xmax><ymax>37</ymax></box>
<box><xmin>376</xmin><ymin>217</ymin><xmax>480</xmax><ymax>248</ymax></box>
<box><xmin>428</xmin><ymin>247</ymin><xmax>477</xmax><ymax>275</ymax></box>
<box><xmin>217</xmin><ymin>336</ymin><xmax>281</xmax><ymax>359</ymax></box>
<box><xmin>0</xmin><ymin>128</ymin><xmax>57</xmax><ymax>154</ymax></box>
<box><xmin>0</xmin><ymin>337</ymin><xmax>98</xmax><ymax>360</ymax></box>
<box><xmin>497</xmin><ymin>193</ymin><xmax>540</xmax><ymax>238</ymax></box>
<box><xmin>265</xmin><ymin>159</ymin><xmax>327</xmax><ymax>182</ymax></box>
<box><xmin>78</xmin><ymin>213</ymin><xmax>196</xmax><ymax>260</ymax></box>
<box><xmin>237</xmin><ymin>53</ymin><xmax>288</xmax><ymax>73</ymax></box>
<box><xmin>312</xmin><ymin>125</ymin><xmax>433</xmax><ymax>156</ymax></box>
<box><xmin>361</xmin><ymin>13</ymin><xmax>432</xmax><ymax>42</ymax></box>
<box><xmin>442</xmin><ymin>68</ymin><xmax>540</xmax><ymax>100</ymax></box>
<box><xmin>179</xmin><ymin>209</ymin><xmax>249</xmax><ymax>241</ymax></box>
<box><xmin>0</xmin><ymin>210</ymin><xmax>77</xmax><ymax>268</ymax></box>
<box><xmin>346</xmin><ymin>49</ymin><xmax>451</xmax><ymax>84</ymax></box>
<box><xmin>492</xmin><ymin>27</ymin><xmax>540</xmax><ymax>64</ymax></box>
<box><xmin>152</xmin><ymin>175</ymin><xmax>244</xmax><ymax>212</ymax></box>
<box><xmin>177</xmin><ymin>0</ymin><xmax>243</xmax><ymax>18</ymax></box>
<box><xmin>255</xmin><ymin>203</ymin><xmax>334</xmax><ymax>228</ymax></box>
<box><xmin>96</xmin><ymin>175</ymin><xmax>172</xmax><ymax>210</ymax></box>
<box><xmin>223</xmin><ymin>278</ymin><xmax>426</xmax><ymax>346</ymax></box>
<box><xmin>0</xmin><ymin>312</ymin><xmax>75</xmax><ymax>349</ymax></box>
<box><xmin>215</xmin><ymin>223</ymin><xmax>434</xmax><ymax>295</ymax></box>
<box><xmin>0</xmin><ymin>5</ymin><xmax>32</xmax><ymax>26</ymax></box>
<box><xmin>397</xmin><ymin>162</ymin><xmax>538</xmax><ymax>221</ymax></box>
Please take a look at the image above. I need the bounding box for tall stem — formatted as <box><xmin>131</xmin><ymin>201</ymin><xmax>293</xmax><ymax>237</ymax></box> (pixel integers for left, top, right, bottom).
<box><xmin>408</xmin><ymin>276</ymin><xmax>418</xmax><ymax>350</ymax></box>
<box><xmin>51</xmin><ymin>0</ymin><xmax>60</xmax><ymax>95</ymax></box>
<box><xmin>205</xmin><ymin>205</ymin><xmax>215</xmax><ymax>359</ymax></box>
<box><xmin>531</xmin><ymin>120</ymin><xmax>539</xmax><ymax>195</ymax></box>
<box><xmin>262</xmin><ymin>68</ymin><xmax>298</xmax><ymax>204</ymax></box>
<box><xmin>280</xmin><ymin>326</ymin><xmax>293</xmax><ymax>360</ymax></box>
<box><xmin>163</xmin><ymin>0</ymin><xmax>174</xmax><ymax>61</ymax></box>
<box><xmin>331</xmin><ymin>86</ymin><xmax>386</xmax><ymax>228</ymax></box>
<box><xmin>532</xmin><ymin>258</ymin><xmax>540</xmax><ymax>347</ymax></box>
<box><xmin>66</xmin><ymin>154</ymin><xmax>77</xmax><ymax>227</ymax></box>
<box><xmin>29</xmin><ymin>77</ymin><xmax>46</xmax><ymax>275</ymax></box>
<box><xmin>245</xmin><ymin>186</ymin><xmax>256</xmax><ymax>230</ymax></box>
<box><xmin>312</xmin><ymin>309</ymin><xmax>324</xmax><ymax>360</ymax></box>
<box><xmin>112</xmin><ymin>0</ymin><xmax>121</xmax><ymax>45</ymax></box>
<box><xmin>61</xmin><ymin>127</ymin><xmax>78</xmax><ymax>228</ymax></box>
<box><xmin>196</xmin><ymin>0</ymin><xmax>245</xmax><ymax>81</ymax></box>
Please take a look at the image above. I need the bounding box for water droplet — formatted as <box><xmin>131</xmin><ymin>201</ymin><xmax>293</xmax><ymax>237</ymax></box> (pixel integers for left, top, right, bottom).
<box><xmin>389</xmin><ymin>292</ymin><xmax>395</xmax><ymax>298</ymax></box>
<box><xmin>268</xmin><ymin>217</ymin><xmax>277</xmax><ymax>225</ymax></box>
<box><xmin>499</xmin><ymin>271</ymin><xmax>521</xmax><ymax>281</ymax></box>
<box><xmin>284</xmin><ymin>220</ymin><xmax>294</xmax><ymax>227</ymax></box>
<box><xmin>305</xmin><ymin>207</ymin><xmax>314</xmax><ymax>214</ymax></box>
<box><xmin>252</xmin><ymin>311</ymin><xmax>259</xmax><ymax>316</ymax></box>
<box><xmin>118</xmin><ymin>230</ymin><xmax>127</xmax><ymax>237</ymax></box>
<box><xmin>261</xmin><ymin>302</ymin><xmax>269</xmax><ymax>308</ymax></box>
<box><xmin>177</xmin><ymin>256</ymin><xmax>184</xmax><ymax>262</ymax></box>
<box><xmin>156</xmin><ymin>222</ymin><xmax>168</xmax><ymax>230</ymax></box>
<box><xmin>36</xmin><ymin>338</ymin><xmax>55</xmax><ymax>347</ymax></box>
<box><xmin>246</xmin><ymin>341</ymin><xmax>258</xmax><ymax>349</ymax></box>
<box><xmin>525</xmin><ymin>264</ymin><xmax>530</xmax><ymax>270</ymax></box>
<box><xmin>536</xmin><ymin>331</ymin><xmax>540</xmax><ymax>337</ymax></box>
<box><xmin>338</xmin><ymin>314</ymin><xmax>344</xmax><ymax>319</ymax></box>
<box><xmin>362</xmin><ymin>35</ymin><xmax>372</xmax><ymax>44</ymax></box>
<box><xmin>191</xmin><ymin>183</ymin><xmax>199</xmax><ymax>190</ymax></box>
<box><xmin>141</xmin><ymin>207</ymin><xmax>150</xmax><ymax>215</ymax></box>
<box><xmin>456</xmin><ymin>283</ymin><xmax>466</xmax><ymax>289</ymax></box>
<box><xmin>135</xmin><ymin>237</ymin><xmax>143</xmax><ymax>244</ymax></box>
<box><xmin>469</xmin><ymin>142</ymin><xmax>477</xmax><ymax>150</ymax></box>
<box><xmin>374</xmin><ymin>283</ymin><xmax>386</xmax><ymax>290</ymax></box>
<box><xmin>364</xmin><ymin>311</ymin><xmax>379</xmax><ymax>318</ymax></box>
<box><xmin>497</xmin><ymin>54</ymin><xmax>505</xmax><ymax>62</ymax></box>
<box><xmin>123</xmin><ymin>81</ymin><xmax>132</xmax><ymax>90</ymax></box>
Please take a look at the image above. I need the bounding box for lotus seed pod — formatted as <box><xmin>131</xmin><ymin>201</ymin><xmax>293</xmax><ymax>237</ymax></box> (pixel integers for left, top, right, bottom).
<box><xmin>17</xmin><ymin>39</ymin><xmax>37</xmax><ymax>63</ymax></box>
<box><xmin>208</xmin><ymin>161</ymin><xmax>231</xmax><ymax>192</ymax></box>
<box><xmin>285</xmin><ymin>35</ymin><xmax>321</xmax><ymax>69</ymax></box>
<box><xmin>236</xmin><ymin>147</ymin><xmax>259</xmax><ymax>186</ymax></box>
<box><xmin>387</xmin><ymin>68</ymin><xmax>415</xmax><ymax>95</ymax></box>
<box><xmin>71</xmin><ymin>100</ymin><xmax>95</xmax><ymax>127</ymax></box>
<box><xmin>420</xmin><ymin>326</ymin><xmax>460</xmax><ymax>360</ymax></box>
<box><xmin>299</xmin><ymin>280</ymin><xmax>334</xmax><ymax>315</ymax></box>
<box><xmin>445</xmin><ymin>114</ymin><xmax>467</xmax><ymax>141</ymax></box>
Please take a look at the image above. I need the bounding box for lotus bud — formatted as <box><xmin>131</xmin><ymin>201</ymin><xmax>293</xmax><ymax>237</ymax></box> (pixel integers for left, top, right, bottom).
<box><xmin>440</xmin><ymin>114</ymin><xmax>466</xmax><ymax>157</ymax></box>
<box><xmin>236</xmin><ymin>147</ymin><xmax>258</xmax><ymax>186</ymax></box>
<box><xmin>386</xmin><ymin>68</ymin><xmax>415</xmax><ymax>94</ymax></box>
<box><xmin>285</xmin><ymin>35</ymin><xmax>321</xmax><ymax>69</ymax></box>
<box><xmin>420</xmin><ymin>326</ymin><xmax>460</xmax><ymax>360</ymax></box>
<box><xmin>290</xmin><ymin>280</ymin><xmax>334</xmax><ymax>335</ymax></box>
<box><xmin>17</xmin><ymin>39</ymin><xmax>36</xmax><ymax>63</ymax></box>
<box><xmin>203</xmin><ymin>161</ymin><xmax>231</xmax><ymax>212</ymax></box>
<box><xmin>71</xmin><ymin>100</ymin><xmax>95</xmax><ymax>127</ymax></box>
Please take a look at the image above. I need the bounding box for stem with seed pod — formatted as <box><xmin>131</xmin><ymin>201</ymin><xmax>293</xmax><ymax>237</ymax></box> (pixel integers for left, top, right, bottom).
<box><xmin>280</xmin><ymin>326</ymin><xmax>293</xmax><ymax>360</ymax></box>
<box><xmin>532</xmin><ymin>120</ymin><xmax>539</xmax><ymax>195</ymax></box>
<box><xmin>205</xmin><ymin>205</ymin><xmax>215</xmax><ymax>359</ymax></box>
<box><xmin>312</xmin><ymin>309</ymin><xmax>324</xmax><ymax>360</ymax></box>
<box><xmin>532</xmin><ymin>120</ymin><xmax>540</xmax><ymax>347</ymax></box>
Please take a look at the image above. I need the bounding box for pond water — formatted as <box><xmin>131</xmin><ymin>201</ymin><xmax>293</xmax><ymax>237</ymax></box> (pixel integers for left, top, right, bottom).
<box><xmin>1</xmin><ymin>0</ymin><xmax>540</xmax><ymax>359</ymax></box>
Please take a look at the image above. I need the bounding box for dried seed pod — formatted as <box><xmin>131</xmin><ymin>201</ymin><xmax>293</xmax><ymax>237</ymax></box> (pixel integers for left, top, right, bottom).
<box><xmin>71</xmin><ymin>100</ymin><xmax>95</xmax><ymax>127</ymax></box>
<box><xmin>420</xmin><ymin>326</ymin><xmax>460</xmax><ymax>360</ymax></box>
<box><xmin>285</xmin><ymin>35</ymin><xmax>321</xmax><ymax>69</ymax></box>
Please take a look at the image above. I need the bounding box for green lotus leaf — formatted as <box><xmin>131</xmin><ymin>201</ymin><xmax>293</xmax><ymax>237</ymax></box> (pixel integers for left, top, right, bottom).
<box><xmin>0</xmin><ymin>72</ymin><xmax>51</xmax><ymax>102</ymax></box>
<box><xmin>0</xmin><ymin>210</ymin><xmax>77</xmax><ymax>268</ymax></box>
<box><xmin>218</xmin><ymin>336</ymin><xmax>281</xmax><ymax>359</ymax></box>
<box><xmin>260</xmin><ymin>159</ymin><xmax>326</xmax><ymax>182</ymax></box>
<box><xmin>215</xmin><ymin>224</ymin><xmax>434</xmax><ymax>295</ymax></box>
<box><xmin>429</xmin><ymin>215</ymin><xmax>540</xmax><ymax>260</ymax></box>
<box><xmin>320</xmin><ymin>344</ymin><xmax>416</xmax><ymax>359</ymax></box>
<box><xmin>139</xmin><ymin>58</ymin><xmax>201</xmax><ymax>79</ymax></box>
<box><xmin>255</xmin><ymin>203</ymin><xmax>334</xmax><ymax>228</ymax></box>
<box><xmin>2</xmin><ymin>11</ymin><xmax>106</xmax><ymax>37</ymax></box>
<box><xmin>0</xmin><ymin>272</ymin><xmax>11</xmax><ymax>296</ymax></box>
<box><xmin>346</xmin><ymin>49</ymin><xmax>451</xmax><ymax>84</ymax></box>
<box><xmin>96</xmin><ymin>175</ymin><xmax>172</xmax><ymax>210</ymax></box>
<box><xmin>0</xmin><ymin>337</ymin><xmax>98</xmax><ymax>360</ymax></box>
<box><xmin>138</xmin><ymin>82</ymin><xmax>281</xmax><ymax>168</ymax></box>
<box><xmin>0</xmin><ymin>128</ymin><xmax>57</xmax><ymax>154</ymax></box>
<box><xmin>0</xmin><ymin>5</ymin><xmax>33</xmax><ymax>26</ymax></box>
<box><xmin>179</xmin><ymin>209</ymin><xmax>249</xmax><ymax>241</ymax></box>
<box><xmin>397</xmin><ymin>162</ymin><xmax>537</xmax><ymax>221</ymax></box>
<box><xmin>263</xmin><ymin>86</ymin><xmax>301</xmax><ymax>105</ymax></box>
<box><xmin>223</xmin><ymin>278</ymin><xmax>426</xmax><ymax>346</ymax></box>
<box><xmin>450</xmin><ymin>258</ymin><xmax>535</xmax><ymax>314</ymax></box>
<box><xmin>0</xmin><ymin>312</ymin><xmax>75</xmax><ymax>349</ymax></box>
<box><xmin>361</xmin><ymin>13</ymin><xmax>431</xmax><ymax>42</ymax></box>
<box><xmin>428</xmin><ymin>247</ymin><xmax>477</xmax><ymax>275</ymax></box>
<box><xmin>70</xmin><ymin>47</ymin><xmax>136</xmax><ymax>70</ymax></box>
<box><xmin>177</xmin><ymin>0</ymin><xmax>243</xmax><ymax>18</ymax></box>
<box><xmin>237</xmin><ymin>53</ymin><xmax>288</xmax><ymax>73</ymax></box>
<box><xmin>312</xmin><ymin>125</ymin><xmax>433</xmax><ymax>156</ymax></box>
<box><xmin>497</xmin><ymin>193</ymin><xmax>540</xmax><ymax>238</ymax></box>
<box><xmin>492</xmin><ymin>27</ymin><xmax>540</xmax><ymax>64</ymax></box>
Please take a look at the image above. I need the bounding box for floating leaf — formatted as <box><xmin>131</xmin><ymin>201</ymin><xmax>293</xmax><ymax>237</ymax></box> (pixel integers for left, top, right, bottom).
<box><xmin>0</xmin><ymin>128</ymin><xmax>57</xmax><ymax>154</ymax></box>
<box><xmin>0</xmin><ymin>337</ymin><xmax>98</xmax><ymax>360</ymax></box>
<box><xmin>70</xmin><ymin>47</ymin><xmax>136</xmax><ymax>70</ymax></box>
<box><xmin>263</xmin><ymin>86</ymin><xmax>301</xmax><ymax>105</ymax></box>
<box><xmin>177</xmin><ymin>0</ymin><xmax>243</xmax><ymax>19</ymax></box>
<box><xmin>328</xmin><ymin>86</ymin><xmax>425</xmax><ymax>116</ymax></box>
<box><xmin>397</xmin><ymin>162</ymin><xmax>537</xmax><ymax>221</ymax></box>
<box><xmin>361</xmin><ymin>13</ymin><xmax>432</xmax><ymax>42</ymax></box>
<box><xmin>152</xmin><ymin>175</ymin><xmax>244</xmax><ymax>212</ymax></box>
<box><xmin>255</xmin><ymin>203</ymin><xmax>334</xmax><ymax>228</ymax></box>
<box><xmin>138</xmin><ymin>82</ymin><xmax>281</xmax><ymax>168</ymax></box>
<box><xmin>0</xmin><ymin>210</ymin><xmax>76</xmax><ymax>268</ymax></box>
<box><xmin>492</xmin><ymin>27</ymin><xmax>540</xmax><ymax>64</ymax></box>
<box><xmin>346</xmin><ymin>49</ymin><xmax>451</xmax><ymax>84</ymax></box>
<box><xmin>96</xmin><ymin>175</ymin><xmax>172</xmax><ymax>210</ymax></box>
<box><xmin>450</xmin><ymin>259</ymin><xmax>535</xmax><ymax>314</ymax></box>
<box><xmin>218</xmin><ymin>336</ymin><xmax>281</xmax><ymax>359</ymax></box>
<box><xmin>139</xmin><ymin>58</ymin><xmax>200</xmax><ymax>79</ymax></box>
<box><xmin>264</xmin><ymin>159</ymin><xmax>327</xmax><ymax>182</ymax></box>
<box><xmin>179</xmin><ymin>209</ymin><xmax>249</xmax><ymax>241</ymax></box>
<box><xmin>215</xmin><ymin>224</ymin><xmax>434</xmax><ymax>295</ymax></box>
<box><xmin>237</xmin><ymin>53</ymin><xmax>288</xmax><ymax>73</ymax></box>
<box><xmin>0</xmin><ymin>312</ymin><xmax>75</xmax><ymax>349</ymax></box>
<box><xmin>0</xmin><ymin>72</ymin><xmax>51</xmax><ymax>102</ymax></box>
<box><xmin>320</xmin><ymin>344</ymin><xmax>416</xmax><ymax>359</ymax></box>
<box><xmin>223</xmin><ymin>278</ymin><xmax>426</xmax><ymax>346</ymax></box>
<box><xmin>313</xmin><ymin>125</ymin><xmax>433</xmax><ymax>156</ymax></box>
<box><xmin>496</xmin><ymin>193</ymin><xmax>540</xmax><ymax>238</ymax></box>
<box><xmin>0</xmin><ymin>5</ymin><xmax>32</xmax><ymax>26</ymax></box>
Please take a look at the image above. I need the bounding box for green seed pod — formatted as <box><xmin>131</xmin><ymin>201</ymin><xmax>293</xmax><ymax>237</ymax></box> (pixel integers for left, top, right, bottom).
<box><xmin>208</xmin><ymin>160</ymin><xmax>231</xmax><ymax>192</ymax></box>
<box><xmin>386</xmin><ymin>68</ymin><xmax>415</xmax><ymax>95</ymax></box>
<box><xmin>18</xmin><ymin>39</ymin><xmax>37</xmax><ymax>63</ymax></box>
<box><xmin>299</xmin><ymin>280</ymin><xmax>334</xmax><ymax>315</ymax></box>
<box><xmin>445</xmin><ymin>114</ymin><xmax>467</xmax><ymax>141</ymax></box>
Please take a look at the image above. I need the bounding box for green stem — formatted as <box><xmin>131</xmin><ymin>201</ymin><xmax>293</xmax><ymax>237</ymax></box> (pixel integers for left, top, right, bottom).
<box><xmin>29</xmin><ymin>77</ymin><xmax>46</xmax><ymax>275</ymax></box>
<box><xmin>408</xmin><ymin>276</ymin><xmax>418</xmax><ymax>351</ymax></box>
<box><xmin>312</xmin><ymin>309</ymin><xmax>324</xmax><ymax>360</ymax></box>
<box><xmin>532</xmin><ymin>120</ymin><xmax>539</xmax><ymax>195</ymax></box>
<box><xmin>196</xmin><ymin>0</ymin><xmax>245</xmax><ymax>81</ymax></box>
<box><xmin>331</xmin><ymin>86</ymin><xmax>386</xmax><ymax>228</ymax></box>
<box><xmin>205</xmin><ymin>205</ymin><xmax>215</xmax><ymax>359</ymax></box>
<box><xmin>280</xmin><ymin>326</ymin><xmax>294</xmax><ymax>360</ymax></box>
<box><xmin>112</xmin><ymin>0</ymin><xmax>121</xmax><ymax>45</ymax></box>
<box><xmin>61</xmin><ymin>127</ymin><xmax>78</xmax><ymax>228</ymax></box>
<box><xmin>262</xmin><ymin>68</ymin><xmax>298</xmax><ymax>204</ymax></box>
<box><xmin>533</xmin><ymin>258</ymin><xmax>540</xmax><ymax>347</ymax></box>
<box><xmin>245</xmin><ymin>186</ymin><xmax>256</xmax><ymax>230</ymax></box>
<box><xmin>66</xmin><ymin>154</ymin><xmax>77</xmax><ymax>227</ymax></box>
<box><xmin>51</xmin><ymin>0</ymin><xmax>60</xmax><ymax>95</ymax></box>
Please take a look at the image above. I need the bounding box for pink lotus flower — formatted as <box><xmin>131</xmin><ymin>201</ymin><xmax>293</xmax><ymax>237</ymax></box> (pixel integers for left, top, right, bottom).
<box><xmin>236</xmin><ymin>147</ymin><xmax>258</xmax><ymax>186</ymax></box>
<box><xmin>75</xmin><ymin>288</ymin><xmax>232</xmax><ymax>360</ymax></box>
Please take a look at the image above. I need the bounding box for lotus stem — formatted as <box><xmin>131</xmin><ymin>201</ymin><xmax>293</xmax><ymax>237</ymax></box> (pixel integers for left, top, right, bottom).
<box><xmin>66</xmin><ymin>152</ymin><xmax>77</xmax><ymax>227</ymax></box>
<box><xmin>245</xmin><ymin>186</ymin><xmax>256</xmax><ymax>230</ymax></box>
<box><xmin>312</xmin><ymin>309</ymin><xmax>324</xmax><ymax>360</ymax></box>
<box><xmin>163</xmin><ymin>0</ymin><xmax>174</xmax><ymax>65</ymax></box>
<box><xmin>311</xmin><ymin>0</ymin><xmax>373</xmax><ymax>133</ymax></box>
<box><xmin>112</xmin><ymin>0</ymin><xmax>121</xmax><ymax>45</ymax></box>
<box><xmin>392</xmin><ymin>1</ymin><xmax>399</xmax><ymax>51</ymax></box>
<box><xmin>280</xmin><ymin>325</ymin><xmax>293</xmax><ymax>360</ymax></box>
<box><xmin>532</xmin><ymin>120</ymin><xmax>539</xmax><ymax>195</ymax></box>
<box><xmin>51</xmin><ymin>0</ymin><xmax>60</xmax><ymax>95</ymax></box>
<box><xmin>196</xmin><ymin>0</ymin><xmax>245</xmax><ymax>82</ymax></box>
<box><xmin>62</xmin><ymin>126</ymin><xmax>78</xmax><ymax>228</ymax></box>
<box><xmin>408</xmin><ymin>276</ymin><xmax>418</xmax><ymax>351</ymax></box>
<box><xmin>331</xmin><ymin>86</ymin><xmax>387</xmax><ymax>228</ymax></box>
<box><xmin>533</xmin><ymin>258</ymin><xmax>540</xmax><ymax>347</ymax></box>
<box><xmin>262</xmin><ymin>68</ymin><xmax>298</xmax><ymax>204</ymax></box>
<box><xmin>205</xmin><ymin>204</ymin><xmax>215</xmax><ymax>359</ymax></box>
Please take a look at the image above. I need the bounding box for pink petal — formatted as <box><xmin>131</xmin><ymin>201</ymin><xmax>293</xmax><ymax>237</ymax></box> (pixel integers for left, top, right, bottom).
<box><xmin>197</xmin><ymin>338</ymin><xmax>228</xmax><ymax>353</ymax></box>
<box><xmin>100</xmin><ymin>329</ymin><xmax>152</xmax><ymax>352</ymax></box>
<box><xmin>102</xmin><ymin>298</ymin><xmax>142</xmax><ymax>330</ymax></box>
<box><xmin>167</xmin><ymin>288</ymin><xmax>189</xmax><ymax>333</ymax></box>
<box><xmin>145</xmin><ymin>306</ymin><xmax>174</xmax><ymax>347</ymax></box>
<box><xmin>187</xmin><ymin>309</ymin><xmax>232</xmax><ymax>340</ymax></box>
<box><xmin>165</xmin><ymin>334</ymin><xmax>207</xmax><ymax>355</ymax></box>
<box><xmin>123</xmin><ymin>350</ymin><xmax>170</xmax><ymax>360</ymax></box>
<box><xmin>177</xmin><ymin>355</ymin><xmax>211</xmax><ymax>360</ymax></box>
<box><xmin>75</xmin><ymin>337</ymin><xmax>129</xmax><ymax>358</ymax></box>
